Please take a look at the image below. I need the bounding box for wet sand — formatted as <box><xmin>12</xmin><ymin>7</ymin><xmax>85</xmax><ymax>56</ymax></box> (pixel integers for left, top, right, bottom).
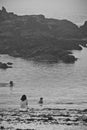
<box><xmin>0</xmin><ymin>108</ymin><xmax>87</xmax><ymax>130</ymax></box>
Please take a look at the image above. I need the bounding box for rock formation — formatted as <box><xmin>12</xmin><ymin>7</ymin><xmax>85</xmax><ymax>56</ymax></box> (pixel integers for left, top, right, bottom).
<box><xmin>0</xmin><ymin>7</ymin><xmax>87</xmax><ymax>64</ymax></box>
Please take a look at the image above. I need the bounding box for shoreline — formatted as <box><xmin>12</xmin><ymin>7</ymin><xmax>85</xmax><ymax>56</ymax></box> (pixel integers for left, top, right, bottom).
<box><xmin>0</xmin><ymin>107</ymin><xmax>87</xmax><ymax>130</ymax></box>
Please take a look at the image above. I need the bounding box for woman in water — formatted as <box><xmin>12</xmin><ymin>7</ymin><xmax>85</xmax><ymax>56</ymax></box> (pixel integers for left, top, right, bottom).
<box><xmin>20</xmin><ymin>95</ymin><xmax>28</xmax><ymax>111</ymax></box>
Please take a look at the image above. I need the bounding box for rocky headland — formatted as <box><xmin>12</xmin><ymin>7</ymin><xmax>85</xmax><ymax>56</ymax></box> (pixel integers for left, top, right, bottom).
<box><xmin>0</xmin><ymin>7</ymin><xmax>87</xmax><ymax>64</ymax></box>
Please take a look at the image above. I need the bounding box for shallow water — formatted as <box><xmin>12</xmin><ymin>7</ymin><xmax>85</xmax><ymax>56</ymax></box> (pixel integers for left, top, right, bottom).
<box><xmin>0</xmin><ymin>45</ymin><xmax>87</xmax><ymax>110</ymax></box>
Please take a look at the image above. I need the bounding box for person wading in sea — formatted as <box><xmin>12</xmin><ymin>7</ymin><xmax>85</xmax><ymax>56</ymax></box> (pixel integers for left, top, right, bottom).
<box><xmin>9</xmin><ymin>81</ymin><xmax>13</xmax><ymax>87</ymax></box>
<box><xmin>20</xmin><ymin>95</ymin><xmax>28</xmax><ymax>111</ymax></box>
<box><xmin>39</xmin><ymin>97</ymin><xmax>43</xmax><ymax>105</ymax></box>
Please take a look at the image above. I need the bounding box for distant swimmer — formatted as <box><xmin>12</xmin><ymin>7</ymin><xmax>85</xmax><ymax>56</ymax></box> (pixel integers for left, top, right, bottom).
<box><xmin>9</xmin><ymin>81</ymin><xmax>13</xmax><ymax>87</ymax></box>
<box><xmin>39</xmin><ymin>97</ymin><xmax>43</xmax><ymax>104</ymax></box>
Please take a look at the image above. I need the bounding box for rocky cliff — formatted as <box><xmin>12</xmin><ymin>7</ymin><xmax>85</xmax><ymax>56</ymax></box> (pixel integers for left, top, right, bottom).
<box><xmin>0</xmin><ymin>7</ymin><xmax>86</xmax><ymax>64</ymax></box>
<box><xmin>80</xmin><ymin>21</ymin><xmax>87</xmax><ymax>38</ymax></box>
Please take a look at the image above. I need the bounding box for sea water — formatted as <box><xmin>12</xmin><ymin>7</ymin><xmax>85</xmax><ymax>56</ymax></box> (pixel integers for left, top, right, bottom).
<box><xmin>0</xmin><ymin>45</ymin><xmax>87</xmax><ymax>110</ymax></box>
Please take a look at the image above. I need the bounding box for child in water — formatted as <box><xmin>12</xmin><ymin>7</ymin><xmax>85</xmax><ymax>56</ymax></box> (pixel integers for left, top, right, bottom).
<box><xmin>39</xmin><ymin>97</ymin><xmax>43</xmax><ymax>104</ymax></box>
<box><xmin>20</xmin><ymin>95</ymin><xmax>28</xmax><ymax>111</ymax></box>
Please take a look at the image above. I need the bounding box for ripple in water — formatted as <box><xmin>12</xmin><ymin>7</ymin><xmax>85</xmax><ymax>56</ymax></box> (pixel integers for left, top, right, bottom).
<box><xmin>0</xmin><ymin>46</ymin><xmax>87</xmax><ymax>110</ymax></box>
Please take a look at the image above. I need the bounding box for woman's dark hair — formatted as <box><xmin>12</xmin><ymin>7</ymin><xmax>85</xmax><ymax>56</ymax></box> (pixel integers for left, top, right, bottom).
<box><xmin>21</xmin><ymin>95</ymin><xmax>27</xmax><ymax>101</ymax></box>
<box><xmin>40</xmin><ymin>97</ymin><xmax>43</xmax><ymax>100</ymax></box>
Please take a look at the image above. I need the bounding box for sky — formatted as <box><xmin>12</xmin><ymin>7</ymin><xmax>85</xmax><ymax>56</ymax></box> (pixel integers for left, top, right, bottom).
<box><xmin>0</xmin><ymin>0</ymin><xmax>87</xmax><ymax>25</ymax></box>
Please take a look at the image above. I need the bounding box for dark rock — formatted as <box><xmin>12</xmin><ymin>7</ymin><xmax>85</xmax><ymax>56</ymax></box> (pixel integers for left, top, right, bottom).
<box><xmin>47</xmin><ymin>116</ymin><xmax>53</xmax><ymax>120</ymax></box>
<box><xmin>82</xmin><ymin>116</ymin><xmax>87</xmax><ymax>122</ymax></box>
<box><xmin>7</xmin><ymin>118</ymin><xmax>11</xmax><ymax>122</ymax></box>
<box><xmin>65</xmin><ymin>118</ymin><xmax>71</xmax><ymax>122</ymax></box>
<box><xmin>66</xmin><ymin>123</ymin><xmax>72</xmax><ymax>125</ymax></box>
<box><xmin>61</xmin><ymin>55</ymin><xmax>77</xmax><ymax>64</ymax></box>
<box><xmin>73</xmin><ymin>118</ymin><xmax>79</xmax><ymax>122</ymax></box>
<box><xmin>26</xmin><ymin>118</ymin><xmax>35</xmax><ymax>121</ymax></box>
<box><xmin>7</xmin><ymin>62</ymin><xmax>13</xmax><ymax>65</ymax></box>
<box><xmin>0</xmin><ymin>126</ymin><xmax>4</xmax><ymax>129</ymax></box>
<box><xmin>0</xmin><ymin>62</ymin><xmax>12</xmax><ymax>69</ymax></box>
<box><xmin>83</xmin><ymin>109</ymin><xmax>87</xmax><ymax>112</ymax></box>
<box><xmin>15</xmin><ymin>117</ymin><xmax>21</xmax><ymax>121</ymax></box>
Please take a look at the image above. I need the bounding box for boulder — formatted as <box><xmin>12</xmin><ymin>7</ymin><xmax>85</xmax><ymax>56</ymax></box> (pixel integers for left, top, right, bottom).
<box><xmin>61</xmin><ymin>55</ymin><xmax>77</xmax><ymax>64</ymax></box>
<box><xmin>7</xmin><ymin>62</ymin><xmax>13</xmax><ymax>65</ymax></box>
<box><xmin>0</xmin><ymin>62</ymin><xmax>12</xmax><ymax>69</ymax></box>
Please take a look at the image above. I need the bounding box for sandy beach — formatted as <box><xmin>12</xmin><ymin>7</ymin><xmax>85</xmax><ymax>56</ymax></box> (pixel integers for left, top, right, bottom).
<box><xmin>0</xmin><ymin>108</ymin><xmax>87</xmax><ymax>130</ymax></box>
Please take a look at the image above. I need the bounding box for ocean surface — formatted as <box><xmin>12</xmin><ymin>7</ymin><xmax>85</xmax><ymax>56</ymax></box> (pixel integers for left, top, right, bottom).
<box><xmin>0</xmin><ymin>45</ymin><xmax>87</xmax><ymax>110</ymax></box>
